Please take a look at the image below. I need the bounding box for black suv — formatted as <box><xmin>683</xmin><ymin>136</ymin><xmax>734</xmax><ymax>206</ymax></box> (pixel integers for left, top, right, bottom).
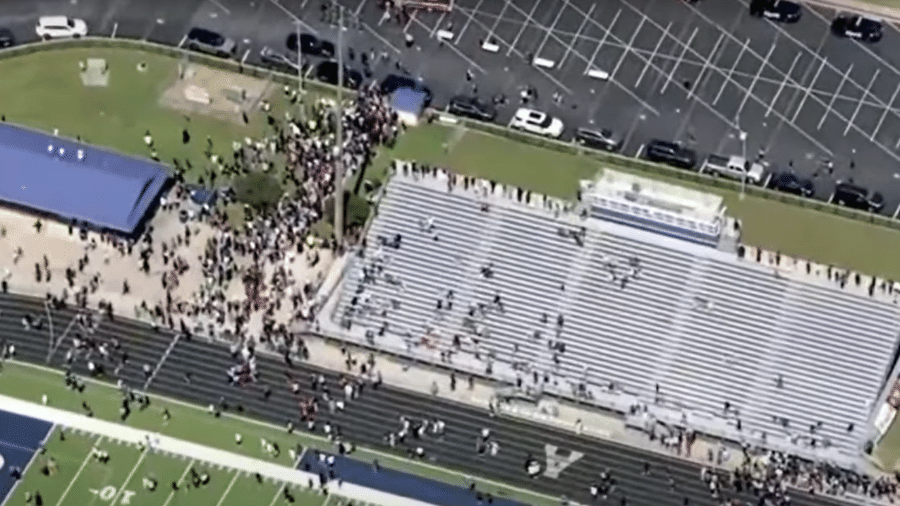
<box><xmin>831</xmin><ymin>15</ymin><xmax>882</xmax><ymax>42</ymax></box>
<box><xmin>286</xmin><ymin>32</ymin><xmax>335</xmax><ymax>57</ymax></box>
<box><xmin>0</xmin><ymin>28</ymin><xmax>15</xmax><ymax>48</ymax></box>
<box><xmin>379</xmin><ymin>74</ymin><xmax>433</xmax><ymax>106</ymax></box>
<box><xmin>315</xmin><ymin>61</ymin><xmax>363</xmax><ymax>89</ymax></box>
<box><xmin>833</xmin><ymin>182</ymin><xmax>884</xmax><ymax>212</ymax></box>
<box><xmin>447</xmin><ymin>95</ymin><xmax>496</xmax><ymax>122</ymax></box>
<box><xmin>770</xmin><ymin>171</ymin><xmax>814</xmax><ymax>197</ymax></box>
<box><xmin>645</xmin><ymin>140</ymin><xmax>697</xmax><ymax>169</ymax></box>
<box><xmin>749</xmin><ymin>0</ymin><xmax>801</xmax><ymax>23</ymax></box>
<box><xmin>575</xmin><ymin>128</ymin><xmax>622</xmax><ymax>152</ymax></box>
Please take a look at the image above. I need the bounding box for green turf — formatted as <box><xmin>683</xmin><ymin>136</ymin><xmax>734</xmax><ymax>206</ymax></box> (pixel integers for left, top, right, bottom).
<box><xmin>369</xmin><ymin>123</ymin><xmax>900</xmax><ymax>280</ymax></box>
<box><xmin>873</xmin><ymin>412</ymin><xmax>900</xmax><ymax>471</ymax></box>
<box><xmin>0</xmin><ymin>360</ymin><xmax>563</xmax><ymax>506</ymax></box>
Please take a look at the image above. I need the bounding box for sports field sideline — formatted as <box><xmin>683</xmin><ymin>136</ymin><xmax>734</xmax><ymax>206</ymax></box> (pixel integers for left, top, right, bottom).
<box><xmin>0</xmin><ymin>360</ymin><xmax>560</xmax><ymax>506</ymax></box>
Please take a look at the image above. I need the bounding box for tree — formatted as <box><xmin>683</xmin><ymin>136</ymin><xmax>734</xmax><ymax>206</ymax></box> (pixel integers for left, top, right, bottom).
<box><xmin>232</xmin><ymin>173</ymin><xmax>282</xmax><ymax>210</ymax></box>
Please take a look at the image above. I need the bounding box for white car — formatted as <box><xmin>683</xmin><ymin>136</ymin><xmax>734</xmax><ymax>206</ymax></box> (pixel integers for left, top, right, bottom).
<box><xmin>36</xmin><ymin>16</ymin><xmax>88</xmax><ymax>40</ymax></box>
<box><xmin>510</xmin><ymin>108</ymin><xmax>564</xmax><ymax>138</ymax></box>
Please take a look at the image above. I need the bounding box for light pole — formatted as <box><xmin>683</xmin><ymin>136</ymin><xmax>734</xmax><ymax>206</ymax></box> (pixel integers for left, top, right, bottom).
<box><xmin>739</xmin><ymin>130</ymin><xmax>748</xmax><ymax>200</ymax></box>
<box><xmin>334</xmin><ymin>6</ymin><xmax>345</xmax><ymax>248</ymax></box>
<box><xmin>295</xmin><ymin>21</ymin><xmax>304</xmax><ymax>95</ymax></box>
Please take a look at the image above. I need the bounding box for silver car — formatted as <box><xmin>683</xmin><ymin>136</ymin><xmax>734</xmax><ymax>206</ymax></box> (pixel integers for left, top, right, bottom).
<box><xmin>186</xmin><ymin>27</ymin><xmax>236</xmax><ymax>58</ymax></box>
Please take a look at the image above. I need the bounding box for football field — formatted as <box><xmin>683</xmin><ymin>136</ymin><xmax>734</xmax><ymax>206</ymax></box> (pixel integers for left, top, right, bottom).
<box><xmin>4</xmin><ymin>425</ymin><xmax>373</xmax><ymax>506</ymax></box>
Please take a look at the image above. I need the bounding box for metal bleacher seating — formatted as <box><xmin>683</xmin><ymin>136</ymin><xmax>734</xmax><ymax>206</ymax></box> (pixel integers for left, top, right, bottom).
<box><xmin>326</xmin><ymin>167</ymin><xmax>900</xmax><ymax>458</ymax></box>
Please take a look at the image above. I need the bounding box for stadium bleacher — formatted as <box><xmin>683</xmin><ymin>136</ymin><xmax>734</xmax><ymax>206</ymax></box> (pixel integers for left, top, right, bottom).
<box><xmin>322</xmin><ymin>164</ymin><xmax>900</xmax><ymax>461</ymax></box>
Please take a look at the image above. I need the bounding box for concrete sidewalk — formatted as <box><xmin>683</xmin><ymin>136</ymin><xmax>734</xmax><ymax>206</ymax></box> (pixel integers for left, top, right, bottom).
<box><xmin>803</xmin><ymin>0</ymin><xmax>900</xmax><ymax>23</ymax></box>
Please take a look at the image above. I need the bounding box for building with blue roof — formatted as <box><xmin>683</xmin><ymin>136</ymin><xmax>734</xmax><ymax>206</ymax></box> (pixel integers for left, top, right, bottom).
<box><xmin>0</xmin><ymin>123</ymin><xmax>170</xmax><ymax>236</ymax></box>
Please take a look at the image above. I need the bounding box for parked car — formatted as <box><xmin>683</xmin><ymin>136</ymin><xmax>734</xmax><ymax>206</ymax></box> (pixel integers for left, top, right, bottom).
<box><xmin>447</xmin><ymin>95</ymin><xmax>496</xmax><ymax>122</ymax></box>
<box><xmin>832</xmin><ymin>181</ymin><xmax>884</xmax><ymax>211</ymax></box>
<box><xmin>186</xmin><ymin>27</ymin><xmax>236</xmax><ymax>57</ymax></box>
<box><xmin>749</xmin><ymin>0</ymin><xmax>801</xmax><ymax>22</ymax></box>
<box><xmin>35</xmin><ymin>16</ymin><xmax>87</xmax><ymax>40</ymax></box>
<box><xmin>644</xmin><ymin>140</ymin><xmax>697</xmax><ymax>169</ymax></box>
<box><xmin>701</xmin><ymin>154</ymin><xmax>766</xmax><ymax>185</ymax></box>
<box><xmin>575</xmin><ymin>128</ymin><xmax>621</xmax><ymax>152</ymax></box>
<box><xmin>510</xmin><ymin>108</ymin><xmax>564</xmax><ymax>138</ymax></box>
<box><xmin>0</xmin><ymin>28</ymin><xmax>15</xmax><ymax>48</ymax></box>
<box><xmin>259</xmin><ymin>46</ymin><xmax>302</xmax><ymax>74</ymax></box>
<box><xmin>379</xmin><ymin>74</ymin><xmax>433</xmax><ymax>105</ymax></box>
<box><xmin>770</xmin><ymin>171</ymin><xmax>814</xmax><ymax>197</ymax></box>
<box><xmin>286</xmin><ymin>32</ymin><xmax>335</xmax><ymax>57</ymax></box>
<box><xmin>831</xmin><ymin>14</ymin><xmax>882</xmax><ymax>42</ymax></box>
<box><xmin>315</xmin><ymin>61</ymin><xmax>363</xmax><ymax>89</ymax></box>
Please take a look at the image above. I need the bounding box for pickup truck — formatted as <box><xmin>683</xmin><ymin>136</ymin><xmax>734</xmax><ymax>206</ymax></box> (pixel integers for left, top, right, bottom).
<box><xmin>701</xmin><ymin>154</ymin><xmax>766</xmax><ymax>185</ymax></box>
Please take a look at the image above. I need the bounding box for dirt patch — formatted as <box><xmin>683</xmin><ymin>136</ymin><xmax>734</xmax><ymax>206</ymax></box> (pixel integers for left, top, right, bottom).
<box><xmin>159</xmin><ymin>62</ymin><xmax>274</xmax><ymax>124</ymax></box>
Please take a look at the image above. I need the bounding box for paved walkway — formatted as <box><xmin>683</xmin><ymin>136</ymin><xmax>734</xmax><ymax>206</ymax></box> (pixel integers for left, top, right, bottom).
<box><xmin>805</xmin><ymin>0</ymin><xmax>900</xmax><ymax>23</ymax></box>
<box><xmin>0</xmin><ymin>393</ymin><xmax>432</xmax><ymax>506</ymax></box>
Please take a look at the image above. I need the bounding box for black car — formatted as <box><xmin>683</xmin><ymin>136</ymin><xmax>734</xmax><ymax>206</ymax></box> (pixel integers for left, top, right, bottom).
<box><xmin>315</xmin><ymin>61</ymin><xmax>363</xmax><ymax>89</ymax></box>
<box><xmin>831</xmin><ymin>15</ymin><xmax>883</xmax><ymax>43</ymax></box>
<box><xmin>286</xmin><ymin>33</ymin><xmax>335</xmax><ymax>57</ymax></box>
<box><xmin>259</xmin><ymin>46</ymin><xmax>303</xmax><ymax>74</ymax></box>
<box><xmin>645</xmin><ymin>140</ymin><xmax>697</xmax><ymax>169</ymax></box>
<box><xmin>0</xmin><ymin>28</ymin><xmax>15</xmax><ymax>48</ymax></box>
<box><xmin>575</xmin><ymin>128</ymin><xmax>622</xmax><ymax>152</ymax></box>
<box><xmin>447</xmin><ymin>96</ymin><xmax>496</xmax><ymax>122</ymax></box>
<box><xmin>833</xmin><ymin>181</ymin><xmax>884</xmax><ymax>212</ymax></box>
<box><xmin>186</xmin><ymin>27</ymin><xmax>236</xmax><ymax>57</ymax></box>
<box><xmin>770</xmin><ymin>171</ymin><xmax>814</xmax><ymax>197</ymax></box>
<box><xmin>379</xmin><ymin>74</ymin><xmax>433</xmax><ymax>106</ymax></box>
<box><xmin>749</xmin><ymin>0</ymin><xmax>801</xmax><ymax>23</ymax></box>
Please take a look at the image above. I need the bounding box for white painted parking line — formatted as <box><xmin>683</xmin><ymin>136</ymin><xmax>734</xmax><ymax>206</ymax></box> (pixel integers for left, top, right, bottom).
<box><xmin>268</xmin><ymin>0</ymin><xmax>317</xmax><ymax>34</ymax></box>
<box><xmin>241</xmin><ymin>48</ymin><xmax>251</xmax><ymax>65</ymax></box>
<box><xmin>111</xmin><ymin>22</ymin><xmax>118</xmax><ymax>39</ymax></box>
<box><xmin>405</xmin><ymin>13</ymin><xmax>486</xmax><ymax>73</ymax></box>
<box><xmin>584</xmin><ymin>9</ymin><xmax>619</xmax><ymax>75</ymax></box>
<box><xmin>767</xmin><ymin>53</ymin><xmax>801</xmax><ymax>118</ymax></box>
<box><xmin>872</xmin><ymin>82</ymin><xmax>900</xmax><ymax>142</ymax></box>
<box><xmin>827</xmin><ymin>192</ymin><xmax>834</xmax><ymax>204</ymax></box>
<box><xmin>477</xmin><ymin>0</ymin><xmax>506</xmax><ymax>47</ymax></box>
<box><xmin>893</xmin><ymin>203</ymin><xmax>900</xmax><ymax>220</ymax></box>
<box><xmin>635</xmin><ymin>143</ymin><xmax>644</xmax><ymax>157</ymax></box>
<box><xmin>688</xmin><ymin>32</ymin><xmax>724</xmax><ymax>102</ymax></box>
<box><xmin>736</xmin><ymin>42</ymin><xmax>775</xmax><ymax>118</ymax></box>
<box><xmin>660</xmin><ymin>27</ymin><xmax>696</xmax><ymax>95</ymax></box>
<box><xmin>610</xmin><ymin>16</ymin><xmax>646</xmax><ymax>80</ymax></box>
<box><xmin>210</xmin><ymin>0</ymin><xmax>231</xmax><ymax>15</ymax></box>
<box><xmin>713</xmin><ymin>39</ymin><xmax>748</xmax><ymax>106</ymax></box>
<box><xmin>178</xmin><ymin>34</ymin><xmax>187</xmax><ymax>48</ymax></box>
<box><xmin>790</xmin><ymin>58</ymin><xmax>825</xmax><ymax>124</ymax></box>
<box><xmin>635</xmin><ymin>22</ymin><xmax>669</xmax><ymax>89</ymax></box>
<box><xmin>817</xmin><ymin>64</ymin><xmax>852</xmax><ymax>131</ymax></box>
<box><xmin>354</xmin><ymin>0</ymin><xmax>369</xmax><ymax>16</ymax></box>
<box><xmin>430</xmin><ymin>11</ymin><xmax>447</xmax><ymax>38</ymax></box>
<box><xmin>508</xmin><ymin>0</ymin><xmax>544</xmax><ymax>57</ymax></box>
<box><xmin>533</xmin><ymin>3</ymin><xmax>567</xmax><ymax>61</ymax></box>
<box><xmin>403</xmin><ymin>10</ymin><xmax>417</xmax><ymax>33</ymax></box>
<box><xmin>846</xmin><ymin>69</ymin><xmax>879</xmax><ymax>136</ymax></box>
<box><xmin>558</xmin><ymin>3</ymin><xmax>595</xmax><ymax>68</ymax></box>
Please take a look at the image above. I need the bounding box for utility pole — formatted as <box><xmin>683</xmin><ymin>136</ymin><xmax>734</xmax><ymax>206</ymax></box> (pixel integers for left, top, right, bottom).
<box><xmin>334</xmin><ymin>6</ymin><xmax>345</xmax><ymax>248</ymax></box>
<box><xmin>295</xmin><ymin>21</ymin><xmax>303</xmax><ymax>94</ymax></box>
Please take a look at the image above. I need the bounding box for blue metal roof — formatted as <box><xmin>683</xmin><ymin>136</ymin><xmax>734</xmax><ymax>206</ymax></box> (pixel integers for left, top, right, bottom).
<box><xmin>0</xmin><ymin>123</ymin><xmax>169</xmax><ymax>235</ymax></box>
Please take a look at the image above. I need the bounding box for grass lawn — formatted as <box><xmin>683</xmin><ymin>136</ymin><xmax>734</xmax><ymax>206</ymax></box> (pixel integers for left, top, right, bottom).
<box><xmin>0</xmin><ymin>360</ymin><xmax>562</xmax><ymax>506</ymax></box>
<box><xmin>0</xmin><ymin>46</ymin><xmax>314</xmax><ymax>185</ymax></box>
<box><xmin>368</xmin><ymin>123</ymin><xmax>900</xmax><ymax>280</ymax></box>
<box><xmin>874</xmin><ymin>412</ymin><xmax>900</xmax><ymax>471</ymax></box>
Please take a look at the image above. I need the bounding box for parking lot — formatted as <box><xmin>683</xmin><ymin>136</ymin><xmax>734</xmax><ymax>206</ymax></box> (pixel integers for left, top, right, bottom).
<box><xmin>6</xmin><ymin>0</ymin><xmax>900</xmax><ymax>216</ymax></box>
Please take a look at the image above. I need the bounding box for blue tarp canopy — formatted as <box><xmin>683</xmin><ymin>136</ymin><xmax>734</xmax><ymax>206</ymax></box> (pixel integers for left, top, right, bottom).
<box><xmin>390</xmin><ymin>88</ymin><xmax>427</xmax><ymax>117</ymax></box>
<box><xmin>0</xmin><ymin>123</ymin><xmax>169</xmax><ymax>235</ymax></box>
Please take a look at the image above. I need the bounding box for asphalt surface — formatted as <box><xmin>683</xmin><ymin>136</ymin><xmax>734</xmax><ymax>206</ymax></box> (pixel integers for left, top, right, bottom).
<box><xmin>0</xmin><ymin>291</ymin><xmax>858</xmax><ymax>506</ymax></box>
<box><xmin>4</xmin><ymin>0</ymin><xmax>900</xmax><ymax>216</ymax></box>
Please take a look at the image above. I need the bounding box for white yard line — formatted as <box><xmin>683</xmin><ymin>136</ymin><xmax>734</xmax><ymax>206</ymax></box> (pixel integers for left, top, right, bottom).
<box><xmin>110</xmin><ymin>450</ymin><xmax>147</xmax><ymax>505</ymax></box>
<box><xmin>214</xmin><ymin>471</ymin><xmax>242</xmax><ymax>506</ymax></box>
<box><xmin>54</xmin><ymin>435</ymin><xmax>104</xmax><ymax>506</ymax></box>
<box><xmin>161</xmin><ymin>459</ymin><xmax>195</xmax><ymax>506</ymax></box>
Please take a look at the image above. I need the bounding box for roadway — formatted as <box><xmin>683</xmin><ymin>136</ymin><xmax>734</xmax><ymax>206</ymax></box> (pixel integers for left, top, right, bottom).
<box><xmin>0</xmin><ymin>291</ymin><xmax>856</xmax><ymax>506</ymax></box>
